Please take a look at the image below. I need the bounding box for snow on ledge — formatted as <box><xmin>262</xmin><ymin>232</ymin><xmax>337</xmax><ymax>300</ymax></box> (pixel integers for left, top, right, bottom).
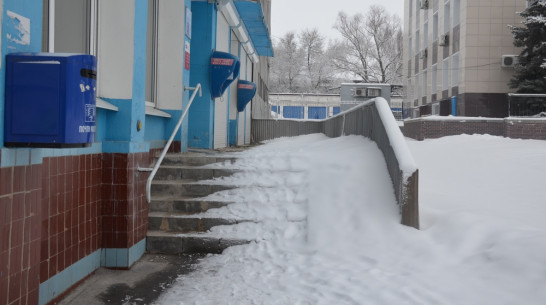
<box><xmin>404</xmin><ymin>116</ymin><xmax>546</xmax><ymax>123</ymax></box>
<box><xmin>405</xmin><ymin>116</ymin><xmax>504</xmax><ymax>122</ymax></box>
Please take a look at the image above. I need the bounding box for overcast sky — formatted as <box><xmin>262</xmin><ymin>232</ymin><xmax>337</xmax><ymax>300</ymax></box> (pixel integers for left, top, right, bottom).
<box><xmin>271</xmin><ymin>0</ymin><xmax>404</xmax><ymax>42</ymax></box>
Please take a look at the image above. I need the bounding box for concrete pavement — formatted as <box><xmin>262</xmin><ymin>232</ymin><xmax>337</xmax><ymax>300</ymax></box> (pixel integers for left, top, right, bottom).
<box><xmin>57</xmin><ymin>254</ymin><xmax>204</xmax><ymax>305</ymax></box>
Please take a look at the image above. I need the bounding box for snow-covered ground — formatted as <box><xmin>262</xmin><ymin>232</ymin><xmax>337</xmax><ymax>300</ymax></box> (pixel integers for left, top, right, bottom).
<box><xmin>156</xmin><ymin>134</ymin><xmax>546</xmax><ymax>305</ymax></box>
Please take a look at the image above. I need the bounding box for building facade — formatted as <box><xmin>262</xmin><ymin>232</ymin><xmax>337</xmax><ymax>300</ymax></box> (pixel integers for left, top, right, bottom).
<box><xmin>0</xmin><ymin>1</ymin><xmax>272</xmax><ymax>304</ymax></box>
<box><xmin>403</xmin><ymin>0</ymin><xmax>525</xmax><ymax>118</ymax></box>
<box><xmin>269</xmin><ymin>93</ymin><xmax>341</xmax><ymax>119</ymax></box>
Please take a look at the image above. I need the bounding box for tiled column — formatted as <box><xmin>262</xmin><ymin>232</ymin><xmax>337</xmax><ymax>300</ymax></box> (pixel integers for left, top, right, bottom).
<box><xmin>101</xmin><ymin>152</ymin><xmax>150</xmax><ymax>268</ymax></box>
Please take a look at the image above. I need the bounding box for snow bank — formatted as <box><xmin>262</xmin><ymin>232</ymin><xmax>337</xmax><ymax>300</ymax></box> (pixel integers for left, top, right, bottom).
<box><xmin>156</xmin><ymin>134</ymin><xmax>546</xmax><ymax>305</ymax></box>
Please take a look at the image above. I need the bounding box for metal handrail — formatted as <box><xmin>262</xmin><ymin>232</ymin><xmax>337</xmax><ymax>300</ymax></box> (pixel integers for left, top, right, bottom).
<box><xmin>139</xmin><ymin>83</ymin><xmax>202</xmax><ymax>203</ymax></box>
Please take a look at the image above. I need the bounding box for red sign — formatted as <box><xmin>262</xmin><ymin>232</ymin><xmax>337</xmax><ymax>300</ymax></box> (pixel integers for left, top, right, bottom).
<box><xmin>184</xmin><ymin>41</ymin><xmax>191</xmax><ymax>70</ymax></box>
<box><xmin>238</xmin><ymin>84</ymin><xmax>254</xmax><ymax>90</ymax></box>
<box><xmin>211</xmin><ymin>58</ymin><xmax>234</xmax><ymax>66</ymax></box>
<box><xmin>185</xmin><ymin>52</ymin><xmax>190</xmax><ymax>70</ymax></box>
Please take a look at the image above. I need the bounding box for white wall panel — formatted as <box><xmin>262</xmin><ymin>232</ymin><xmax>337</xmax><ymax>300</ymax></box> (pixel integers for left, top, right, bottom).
<box><xmin>98</xmin><ymin>0</ymin><xmax>134</xmax><ymax>99</ymax></box>
<box><xmin>157</xmin><ymin>0</ymin><xmax>185</xmax><ymax>110</ymax></box>
<box><xmin>214</xmin><ymin>13</ymin><xmax>230</xmax><ymax>148</ymax></box>
<box><xmin>229</xmin><ymin>36</ymin><xmax>239</xmax><ymax>121</ymax></box>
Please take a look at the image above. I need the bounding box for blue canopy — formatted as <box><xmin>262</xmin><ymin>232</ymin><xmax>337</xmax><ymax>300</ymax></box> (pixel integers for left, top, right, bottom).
<box><xmin>234</xmin><ymin>1</ymin><xmax>274</xmax><ymax>57</ymax></box>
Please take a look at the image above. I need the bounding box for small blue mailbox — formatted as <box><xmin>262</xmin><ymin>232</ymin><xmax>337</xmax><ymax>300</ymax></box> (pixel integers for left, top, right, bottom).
<box><xmin>210</xmin><ymin>51</ymin><xmax>240</xmax><ymax>99</ymax></box>
<box><xmin>237</xmin><ymin>80</ymin><xmax>256</xmax><ymax>112</ymax></box>
<box><xmin>4</xmin><ymin>53</ymin><xmax>97</xmax><ymax>148</ymax></box>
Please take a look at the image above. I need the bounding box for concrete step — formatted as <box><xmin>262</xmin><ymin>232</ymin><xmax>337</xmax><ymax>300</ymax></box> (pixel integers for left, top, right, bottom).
<box><xmin>160</xmin><ymin>154</ymin><xmax>237</xmax><ymax>166</ymax></box>
<box><xmin>151</xmin><ymin>180</ymin><xmax>237</xmax><ymax>197</ymax></box>
<box><xmin>149</xmin><ymin>197</ymin><xmax>231</xmax><ymax>213</ymax></box>
<box><xmin>148</xmin><ymin>212</ymin><xmax>249</xmax><ymax>233</ymax></box>
<box><xmin>154</xmin><ymin>166</ymin><xmax>237</xmax><ymax>181</ymax></box>
<box><xmin>146</xmin><ymin>231</ymin><xmax>250</xmax><ymax>254</ymax></box>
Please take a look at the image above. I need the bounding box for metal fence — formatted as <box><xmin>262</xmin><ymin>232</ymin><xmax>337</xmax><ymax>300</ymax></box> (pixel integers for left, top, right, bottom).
<box><xmin>252</xmin><ymin>98</ymin><xmax>419</xmax><ymax>229</ymax></box>
<box><xmin>508</xmin><ymin>93</ymin><xmax>546</xmax><ymax>117</ymax></box>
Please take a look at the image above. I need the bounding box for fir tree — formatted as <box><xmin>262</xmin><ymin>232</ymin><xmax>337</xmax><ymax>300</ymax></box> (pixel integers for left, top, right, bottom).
<box><xmin>510</xmin><ymin>0</ymin><xmax>546</xmax><ymax>93</ymax></box>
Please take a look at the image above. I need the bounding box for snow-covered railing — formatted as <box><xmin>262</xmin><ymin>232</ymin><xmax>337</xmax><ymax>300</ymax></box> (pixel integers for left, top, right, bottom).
<box><xmin>252</xmin><ymin>97</ymin><xmax>419</xmax><ymax>229</ymax></box>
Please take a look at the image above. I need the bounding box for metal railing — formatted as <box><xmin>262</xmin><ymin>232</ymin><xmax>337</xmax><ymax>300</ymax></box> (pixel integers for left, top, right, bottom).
<box><xmin>252</xmin><ymin>97</ymin><xmax>420</xmax><ymax>229</ymax></box>
<box><xmin>140</xmin><ymin>84</ymin><xmax>202</xmax><ymax>203</ymax></box>
<box><xmin>508</xmin><ymin>93</ymin><xmax>546</xmax><ymax>117</ymax></box>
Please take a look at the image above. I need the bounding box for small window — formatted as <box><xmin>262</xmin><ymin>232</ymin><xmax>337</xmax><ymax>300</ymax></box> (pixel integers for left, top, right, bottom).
<box><xmin>432</xmin><ymin>103</ymin><xmax>440</xmax><ymax>115</ymax></box>
<box><xmin>442</xmin><ymin>58</ymin><xmax>449</xmax><ymax>90</ymax></box>
<box><xmin>44</xmin><ymin>0</ymin><xmax>98</xmax><ymax>54</ymax></box>
<box><xmin>407</xmin><ymin>78</ymin><xmax>413</xmax><ymax>101</ymax></box>
<box><xmin>367</xmin><ymin>88</ymin><xmax>381</xmax><ymax>97</ymax></box>
<box><xmin>415</xmin><ymin>74</ymin><xmax>420</xmax><ymax>101</ymax></box>
<box><xmin>424</xmin><ymin>21</ymin><xmax>429</xmax><ymax>48</ymax></box>
<box><xmin>433</xmin><ymin>13</ymin><xmax>438</xmax><ymax>41</ymax></box>
<box><xmin>431</xmin><ymin>64</ymin><xmax>438</xmax><ymax>94</ymax></box>
<box><xmin>444</xmin><ymin>1</ymin><xmax>451</xmax><ymax>34</ymax></box>
<box><xmin>422</xmin><ymin>70</ymin><xmax>427</xmax><ymax>98</ymax></box>
<box><xmin>452</xmin><ymin>52</ymin><xmax>459</xmax><ymax>87</ymax></box>
<box><xmin>453</xmin><ymin>0</ymin><xmax>460</xmax><ymax>26</ymax></box>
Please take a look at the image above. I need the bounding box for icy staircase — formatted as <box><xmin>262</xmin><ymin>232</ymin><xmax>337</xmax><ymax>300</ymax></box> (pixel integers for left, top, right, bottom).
<box><xmin>146</xmin><ymin>151</ymin><xmax>251</xmax><ymax>254</ymax></box>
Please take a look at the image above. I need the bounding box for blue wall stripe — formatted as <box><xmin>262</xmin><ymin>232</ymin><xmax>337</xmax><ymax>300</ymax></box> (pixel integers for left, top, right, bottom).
<box><xmin>38</xmin><ymin>239</ymin><xmax>146</xmax><ymax>305</ymax></box>
<box><xmin>101</xmin><ymin>239</ymin><xmax>146</xmax><ymax>268</ymax></box>
<box><xmin>39</xmin><ymin>250</ymin><xmax>101</xmax><ymax>305</ymax></box>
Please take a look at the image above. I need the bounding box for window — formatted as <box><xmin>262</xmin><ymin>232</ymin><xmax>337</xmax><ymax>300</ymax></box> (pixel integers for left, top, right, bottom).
<box><xmin>453</xmin><ymin>0</ymin><xmax>460</xmax><ymax>26</ymax></box>
<box><xmin>444</xmin><ymin>1</ymin><xmax>451</xmax><ymax>34</ymax></box>
<box><xmin>367</xmin><ymin>88</ymin><xmax>381</xmax><ymax>97</ymax></box>
<box><xmin>432</xmin><ymin>103</ymin><xmax>440</xmax><ymax>115</ymax></box>
<box><xmin>423</xmin><ymin>21</ymin><xmax>429</xmax><ymax>48</ymax></box>
<box><xmin>422</xmin><ymin>70</ymin><xmax>427</xmax><ymax>98</ymax></box>
<box><xmin>408</xmin><ymin>78</ymin><xmax>413</xmax><ymax>100</ymax></box>
<box><xmin>44</xmin><ymin>0</ymin><xmax>98</xmax><ymax>54</ymax></box>
<box><xmin>451</xmin><ymin>52</ymin><xmax>459</xmax><ymax>87</ymax></box>
<box><xmin>409</xmin><ymin>36</ymin><xmax>413</xmax><ymax>58</ymax></box>
<box><xmin>431</xmin><ymin>64</ymin><xmax>437</xmax><ymax>94</ymax></box>
<box><xmin>433</xmin><ymin>13</ymin><xmax>438</xmax><ymax>41</ymax></box>
<box><xmin>527</xmin><ymin>0</ymin><xmax>538</xmax><ymax>8</ymax></box>
<box><xmin>415</xmin><ymin>74</ymin><xmax>420</xmax><ymax>102</ymax></box>
<box><xmin>146</xmin><ymin>0</ymin><xmax>159</xmax><ymax>105</ymax></box>
<box><xmin>415</xmin><ymin>30</ymin><xmax>420</xmax><ymax>52</ymax></box>
<box><xmin>442</xmin><ymin>58</ymin><xmax>449</xmax><ymax>90</ymax></box>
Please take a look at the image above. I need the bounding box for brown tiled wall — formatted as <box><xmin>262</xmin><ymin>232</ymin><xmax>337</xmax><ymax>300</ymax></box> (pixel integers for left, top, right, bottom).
<box><xmin>505</xmin><ymin>120</ymin><xmax>546</xmax><ymax>140</ymax></box>
<box><xmin>101</xmin><ymin>152</ymin><xmax>151</xmax><ymax>250</ymax></box>
<box><xmin>403</xmin><ymin>118</ymin><xmax>546</xmax><ymax>141</ymax></box>
<box><xmin>39</xmin><ymin>155</ymin><xmax>102</xmax><ymax>285</ymax></box>
<box><xmin>1</xmin><ymin>148</ymin><xmax>153</xmax><ymax>305</ymax></box>
<box><xmin>0</xmin><ymin>164</ymin><xmax>42</xmax><ymax>305</ymax></box>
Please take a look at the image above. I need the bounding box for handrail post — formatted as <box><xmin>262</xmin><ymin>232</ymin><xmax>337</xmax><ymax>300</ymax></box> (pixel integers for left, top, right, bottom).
<box><xmin>142</xmin><ymin>83</ymin><xmax>202</xmax><ymax>203</ymax></box>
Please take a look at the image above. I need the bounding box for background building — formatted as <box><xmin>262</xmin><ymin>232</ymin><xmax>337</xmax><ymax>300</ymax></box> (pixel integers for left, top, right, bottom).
<box><xmin>340</xmin><ymin>83</ymin><xmax>392</xmax><ymax>111</ymax></box>
<box><xmin>269</xmin><ymin>84</ymin><xmax>402</xmax><ymax>120</ymax></box>
<box><xmin>403</xmin><ymin>0</ymin><xmax>525</xmax><ymax>118</ymax></box>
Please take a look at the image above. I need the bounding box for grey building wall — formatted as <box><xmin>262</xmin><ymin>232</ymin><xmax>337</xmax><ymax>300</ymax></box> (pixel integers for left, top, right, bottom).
<box><xmin>340</xmin><ymin>83</ymin><xmax>392</xmax><ymax>111</ymax></box>
<box><xmin>403</xmin><ymin>0</ymin><xmax>525</xmax><ymax>118</ymax></box>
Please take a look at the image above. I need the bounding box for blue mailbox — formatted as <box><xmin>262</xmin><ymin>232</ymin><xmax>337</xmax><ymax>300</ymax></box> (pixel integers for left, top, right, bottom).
<box><xmin>237</xmin><ymin>80</ymin><xmax>256</xmax><ymax>112</ymax></box>
<box><xmin>4</xmin><ymin>53</ymin><xmax>97</xmax><ymax>148</ymax></box>
<box><xmin>210</xmin><ymin>51</ymin><xmax>240</xmax><ymax>99</ymax></box>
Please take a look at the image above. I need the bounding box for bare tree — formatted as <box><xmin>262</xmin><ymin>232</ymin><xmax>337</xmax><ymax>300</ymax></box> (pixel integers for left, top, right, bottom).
<box><xmin>334</xmin><ymin>5</ymin><xmax>403</xmax><ymax>84</ymax></box>
<box><xmin>269</xmin><ymin>32</ymin><xmax>304</xmax><ymax>92</ymax></box>
<box><xmin>333</xmin><ymin>12</ymin><xmax>372</xmax><ymax>82</ymax></box>
<box><xmin>299</xmin><ymin>28</ymin><xmax>337</xmax><ymax>92</ymax></box>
